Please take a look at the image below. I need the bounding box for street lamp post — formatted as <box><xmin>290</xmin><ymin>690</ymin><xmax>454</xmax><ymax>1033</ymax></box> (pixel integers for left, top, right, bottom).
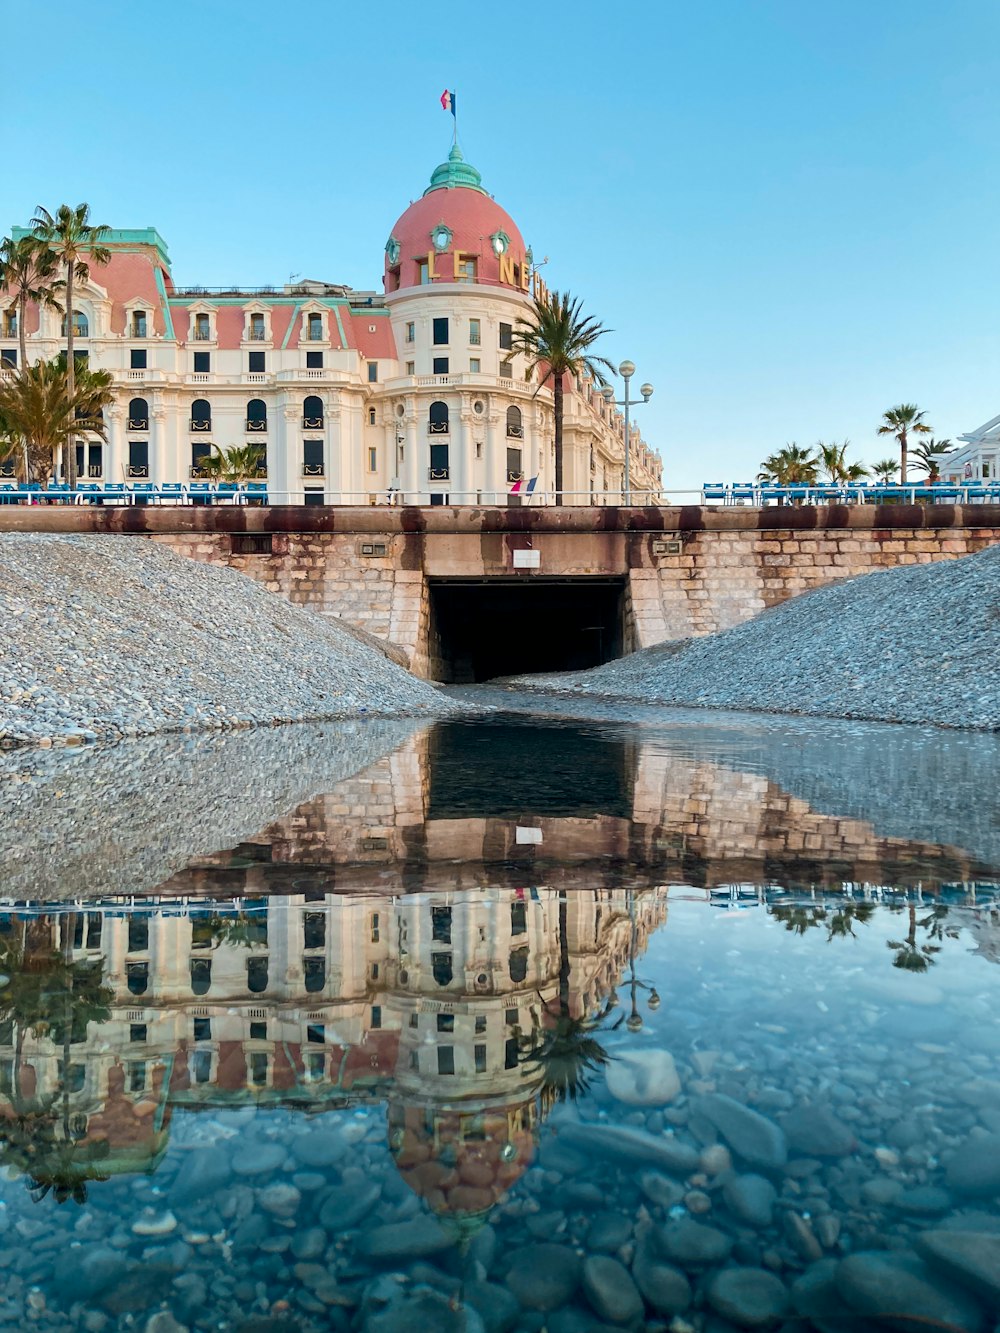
<box><xmin>602</xmin><ymin>361</ymin><xmax>653</xmax><ymax>505</ymax></box>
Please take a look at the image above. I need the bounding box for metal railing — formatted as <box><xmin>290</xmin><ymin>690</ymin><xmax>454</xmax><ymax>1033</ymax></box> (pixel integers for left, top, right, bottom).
<box><xmin>428</xmin><ymin>468</ymin><xmax>450</xmax><ymax>481</ymax></box>
<box><xmin>302</xmin><ymin>464</ymin><xmax>325</xmax><ymax>477</ymax></box>
<box><xmin>192</xmin><ymin>328</ymin><xmax>213</xmax><ymax>341</ymax></box>
<box><xmin>247</xmin><ymin>328</ymin><xmax>267</xmax><ymax>341</ymax></box>
<box><xmin>127</xmin><ymin>418</ymin><xmax>149</xmax><ymax>431</ymax></box>
<box><xmin>302</xmin><ymin>416</ymin><xmax>324</xmax><ymax>429</ymax></box>
<box><xmin>245</xmin><ymin>419</ymin><xmax>267</xmax><ymax>432</ymax></box>
<box><xmin>189</xmin><ymin>419</ymin><xmax>211</xmax><ymax>432</ymax></box>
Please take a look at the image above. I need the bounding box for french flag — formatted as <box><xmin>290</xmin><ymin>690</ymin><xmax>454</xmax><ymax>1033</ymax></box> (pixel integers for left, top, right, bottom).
<box><xmin>440</xmin><ymin>89</ymin><xmax>456</xmax><ymax>116</ymax></box>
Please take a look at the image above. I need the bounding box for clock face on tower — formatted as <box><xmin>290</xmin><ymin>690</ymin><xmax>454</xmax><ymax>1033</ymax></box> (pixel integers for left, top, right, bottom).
<box><xmin>385</xmin><ymin>237</ymin><xmax>401</xmax><ymax>265</ymax></box>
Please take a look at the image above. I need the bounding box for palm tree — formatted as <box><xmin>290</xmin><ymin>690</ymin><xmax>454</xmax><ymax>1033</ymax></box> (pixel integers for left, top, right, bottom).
<box><xmin>757</xmin><ymin>444</ymin><xmax>819</xmax><ymax>495</ymax></box>
<box><xmin>0</xmin><ymin>360</ymin><xmax>111</xmax><ymax>484</ymax></box>
<box><xmin>30</xmin><ymin>205</ymin><xmax>111</xmax><ymax>490</ymax></box>
<box><xmin>877</xmin><ymin>404</ymin><xmax>932</xmax><ymax>485</ymax></box>
<box><xmin>817</xmin><ymin>441</ymin><xmax>868</xmax><ymax>485</ymax></box>
<box><xmin>0</xmin><ymin>235</ymin><xmax>61</xmax><ymax>374</ymax></box>
<box><xmin>199</xmin><ymin>443</ymin><xmax>266</xmax><ymax>483</ymax></box>
<box><xmin>910</xmin><ymin>438</ymin><xmax>953</xmax><ymax>483</ymax></box>
<box><xmin>871</xmin><ymin>458</ymin><xmax>899</xmax><ymax>485</ymax></box>
<box><xmin>0</xmin><ymin>235</ymin><xmax>61</xmax><ymax>477</ymax></box>
<box><xmin>512</xmin><ymin>290</ymin><xmax>614</xmax><ymax>504</ymax></box>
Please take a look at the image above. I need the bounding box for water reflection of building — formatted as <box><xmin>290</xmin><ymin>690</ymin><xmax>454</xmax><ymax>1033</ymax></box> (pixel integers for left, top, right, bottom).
<box><xmin>0</xmin><ymin>888</ymin><xmax>666</xmax><ymax>1220</ymax></box>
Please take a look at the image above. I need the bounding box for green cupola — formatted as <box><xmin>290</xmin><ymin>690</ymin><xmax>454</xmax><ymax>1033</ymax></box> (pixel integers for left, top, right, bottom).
<box><xmin>423</xmin><ymin>146</ymin><xmax>487</xmax><ymax>196</ymax></box>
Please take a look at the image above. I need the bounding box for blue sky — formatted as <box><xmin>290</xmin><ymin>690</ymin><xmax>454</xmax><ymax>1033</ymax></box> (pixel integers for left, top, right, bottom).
<box><xmin>6</xmin><ymin>0</ymin><xmax>999</xmax><ymax>492</ymax></box>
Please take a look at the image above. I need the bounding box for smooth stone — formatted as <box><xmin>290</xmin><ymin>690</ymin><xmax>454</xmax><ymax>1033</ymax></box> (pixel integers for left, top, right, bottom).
<box><xmin>605</xmin><ymin>1048</ymin><xmax>681</xmax><ymax>1107</ymax></box>
<box><xmin>290</xmin><ymin>1228</ymin><xmax>326</xmax><ymax>1262</ymax></box>
<box><xmin>169</xmin><ymin>1150</ymin><xmax>232</xmax><ymax>1205</ymax></box>
<box><xmin>258</xmin><ymin>1183</ymin><xmax>301</xmax><ymax>1218</ymax></box>
<box><xmin>791</xmin><ymin>1260</ymin><xmax>883</xmax><ymax>1333</ymax></box>
<box><xmin>62</xmin><ymin>1247</ymin><xmax>130</xmax><ymax>1301</ymax></box>
<box><xmin>505</xmin><ymin>1244</ymin><xmax>581</xmax><ymax>1312</ymax></box>
<box><xmin>232</xmin><ymin>1144</ymin><xmax>286</xmax><ymax>1177</ymax></box>
<box><xmin>862</xmin><ymin>1177</ymin><xmax>904</xmax><ymax>1206</ymax></box>
<box><xmin>779</xmin><ymin>1105</ymin><xmax>857</xmax><ymax>1158</ymax></box>
<box><xmin>586</xmin><ymin>1212</ymin><xmax>633</xmax><ymax>1253</ymax></box>
<box><xmin>945</xmin><ymin>1134</ymin><xmax>1000</xmax><ymax>1198</ymax></box>
<box><xmin>654</xmin><ymin>1217</ymin><xmax>733</xmax><ymax>1267</ymax></box>
<box><xmin>558</xmin><ymin>1122</ymin><xmax>700</xmax><ymax>1175</ymax></box>
<box><xmin>836</xmin><ymin>1251</ymin><xmax>988</xmax><ymax>1333</ymax></box>
<box><xmin>291</xmin><ymin>1130</ymin><xmax>347</xmax><ymax>1168</ymax></box>
<box><xmin>132</xmin><ymin>1210</ymin><xmax>178</xmax><ymax>1237</ymax></box>
<box><xmin>707</xmin><ymin>1267</ymin><xmax>790</xmax><ymax>1329</ymax></box>
<box><xmin>723</xmin><ymin>1174</ymin><xmax>777</xmax><ymax>1229</ymax></box>
<box><xmin>367</xmin><ymin>1288</ymin><xmax>484</xmax><ymax>1333</ymax></box>
<box><xmin>894</xmin><ymin>1185</ymin><xmax>953</xmax><ymax>1216</ymax></box>
<box><xmin>916</xmin><ymin>1230</ymin><xmax>1000</xmax><ymax>1305</ymax></box>
<box><xmin>696</xmin><ymin>1094</ymin><xmax>788</xmax><ymax>1172</ymax></box>
<box><xmin>145</xmin><ymin>1316</ymin><xmax>189</xmax><ymax>1333</ymax></box>
<box><xmin>357</xmin><ymin>1219</ymin><xmax>452</xmax><ymax>1263</ymax></box>
<box><xmin>319</xmin><ymin>1182</ymin><xmax>380</xmax><ymax>1231</ymax></box>
<box><xmin>463</xmin><ymin>1280</ymin><xmax>521</xmax><ymax>1333</ymax></box>
<box><xmin>631</xmin><ymin>1240</ymin><xmax>692</xmax><ymax>1315</ymax></box>
<box><xmin>581</xmin><ymin>1255</ymin><xmax>644</xmax><ymax>1325</ymax></box>
<box><xmin>639</xmin><ymin>1170</ymin><xmax>685</xmax><ymax>1210</ymax></box>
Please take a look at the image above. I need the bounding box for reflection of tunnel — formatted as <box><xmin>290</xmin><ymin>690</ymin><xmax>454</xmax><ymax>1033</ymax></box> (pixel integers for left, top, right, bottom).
<box><xmin>428</xmin><ymin>577</ymin><xmax>626</xmax><ymax>682</ymax></box>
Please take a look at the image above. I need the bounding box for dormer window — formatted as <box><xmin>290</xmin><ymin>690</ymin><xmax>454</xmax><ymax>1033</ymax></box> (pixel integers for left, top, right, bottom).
<box><xmin>249</xmin><ymin>312</ymin><xmax>266</xmax><ymax>341</ymax></box>
<box><xmin>61</xmin><ymin>310</ymin><xmax>89</xmax><ymax>338</ymax></box>
<box><xmin>307</xmin><ymin>312</ymin><xmax>323</xmax><ymax>341</ymax></box>
<box><xmin>2</xmin><ymin>310</ymin><xmax>16</xmax><ymax>337</ymax></box>
<box><xmin>131</xmin><ymin>310</ymin><xmax>148</xmax><ymax>338</ymax></box>
<box><xmin>192</xmin><ymin>311</ymin><xmax>213</xmax><ymax>341</ymax></box>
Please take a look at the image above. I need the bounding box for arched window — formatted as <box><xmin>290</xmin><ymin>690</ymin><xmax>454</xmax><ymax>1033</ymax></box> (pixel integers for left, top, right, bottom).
<box><xmin>246</xmin><ymin>399</ymin><xmax>267</xmax><ymax>432</ymax></box>
<box><xmin>303</xmin><ymin>395</ymin><xmax>324</xmax><ymax>428</ymax></box>
<box><xmin>190</xmin><ymin>399</ymin><xmax>211</xmax><ymax>432</ymax></box>
<box><xmin>506</xmin><ymin>405</ymin><xmax>523</xmax><ymax>439</ymax></box>
<box><xmin>190</xmin><ymin>958</ymin><xmax>212</xmax><ymax>996</ymax></box>
<box><xmin>61</xmin><ymin>310</ymin><xmax>89</xmax><ymax>338</ymax></box>
<box><xmin>247</xmin><ymin>957</ymin><xmax>269</xmax><ymax>993</ymax></box>
<box><xmin>432</xmin><ymin>952</ymin><xmax>453</xmax><ymax>987</ymax></box>
<box><xmin>509</xmin><ymin>947</ymin><xmax>529</xmax><ymax>984</ymax></box>
<box><xmin>128</xmin><ymin>397</ymin><xmax>149</xmax><ymax>431</ymax></box>
<box><xmin>126</xmin><ymin>963</ymin><xmax>149</xmax><ymax>996</ymax></box>
<box><xmin>429</xmin><ymin>401</ymin><xmax>449</xmax><ymax>434</ymax></box>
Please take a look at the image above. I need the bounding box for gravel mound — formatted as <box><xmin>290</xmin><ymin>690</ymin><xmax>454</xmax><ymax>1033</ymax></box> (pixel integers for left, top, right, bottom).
<box><xmin>0</xmin><ymin>534</ymin><xmax>457</xmax><ymax>747</ymax></box>
<box><xmin>507</xmin><ymin>544</ymin><xmax>1000</xmax><ymax>730</ymax></box>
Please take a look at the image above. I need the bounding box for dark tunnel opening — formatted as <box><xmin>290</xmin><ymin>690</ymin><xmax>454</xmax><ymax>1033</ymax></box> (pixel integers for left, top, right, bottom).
<box><xmin>427</xmin><ymin>577</ymin><xmax>626</xmax><ymax>683</ymax></box>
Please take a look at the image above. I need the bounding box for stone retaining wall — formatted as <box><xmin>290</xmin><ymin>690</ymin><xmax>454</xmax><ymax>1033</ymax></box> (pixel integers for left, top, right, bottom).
<box><xmin>3</xmin><ymin>504</ymin><xmax>999</xmax><ymax>672</ymax></box>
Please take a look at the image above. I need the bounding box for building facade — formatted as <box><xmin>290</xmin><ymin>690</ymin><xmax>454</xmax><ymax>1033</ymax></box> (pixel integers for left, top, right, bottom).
<box><xmin>940</xmin><ymin>413</ymin><xmax>1000</xmax><ymax>486</ymax></box>
<box><xmin>3</xmin><ymin>148</ymin><xmax>662</xmax><ymax>504</ymax></box>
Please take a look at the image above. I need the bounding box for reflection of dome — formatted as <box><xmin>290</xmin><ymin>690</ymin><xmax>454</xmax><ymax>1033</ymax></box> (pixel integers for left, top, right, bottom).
<box><xmin>388</xmin><ymin>1099</ymin><xmax>535</xmax><ymax>1227</ymax></box>
<box><xmin>384</xmin><ymin>148</ymin><xmax>528</xmax><ymax>291</ymax></box>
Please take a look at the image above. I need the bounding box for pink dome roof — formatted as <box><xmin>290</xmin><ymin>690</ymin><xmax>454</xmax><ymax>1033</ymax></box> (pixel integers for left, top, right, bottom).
<box><xmin>385</xmin><ymin>149</ymin><xmax>528</xmax><ymax>291</ymax></box>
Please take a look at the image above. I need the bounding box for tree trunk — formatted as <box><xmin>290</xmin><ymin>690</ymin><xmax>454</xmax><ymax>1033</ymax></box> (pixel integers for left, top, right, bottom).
<box><xmin>558</xmin><ymin>891</ymin><xmax>570</xmax><ymax>1018</ymax></box>
<box><xmin>899</xmin><ymin>431</ymin><xmax>907</xmax><ymax>488</ymax></box>
<box><xmin>17</xmin><ymin>289</ymin><xmax>29</xmax><ymax>480</ymax></box>
<box><xmin>64</xmin><ymin>264</ymin><xmax>75</xmax><ymax>490</ymax></box>
<box><xmin>553</xmin><ymin>372</ymin><xmax>564</xmax><ymax>506</ymax></box>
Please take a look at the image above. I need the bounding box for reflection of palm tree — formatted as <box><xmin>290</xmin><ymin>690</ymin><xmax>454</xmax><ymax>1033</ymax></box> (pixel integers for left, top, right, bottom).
<box><xmin>771</xmin><ymin>904</ymin><xmax>828</xmax><ymax>935</ymax></box>
<box><xmin>825</xmin><ymin>902</ymin><xmax>876</xmax><ymax>940</ymax></box>
<box><xmin>520</xmin><ymin>889</ymin><xmax>612</xmax><ymax>1101</ymax></box>
<box><xmin>0</xmin><ymin>925</ymin><xmax>112</xmax><ymax>1204</ymax></box>
<box><xmin>887</xmin><ymin>903</ymin><xmax>942</xmax><ymax>972</ymax></box>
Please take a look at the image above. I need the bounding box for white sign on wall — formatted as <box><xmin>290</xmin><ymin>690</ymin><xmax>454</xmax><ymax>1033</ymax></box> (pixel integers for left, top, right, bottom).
<box><xmin>512</xmin><ymin>549</ymin><xmax>540</xmax><ymax>569</ymax></box>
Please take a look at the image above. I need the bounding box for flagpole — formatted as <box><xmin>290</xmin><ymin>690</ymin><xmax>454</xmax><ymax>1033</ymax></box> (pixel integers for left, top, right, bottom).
<box><xmin>453</xmin><ymin>87</ymin><xmax>458</xmax><ymax>147</ymax></box>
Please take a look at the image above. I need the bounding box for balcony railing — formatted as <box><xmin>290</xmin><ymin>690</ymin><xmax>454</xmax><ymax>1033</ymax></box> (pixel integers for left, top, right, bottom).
<box><xmin>428</xmin><ymin>467</ymin><xmax>450</xmax><ymax>481</ymax></box>
<box><xmin>302</xmin><ymin>463</ymin><xmax>325</xmax><ymax>477</ymax></box>
<box><xmin>305</xmin><ymin>329</ymin><xmax>324</xmax><ymax>341</ymax></box>
<box><xmin>189</xmin><ymin>465</ymin><xmax>208</xmax><ymax>478</ymax></box>
<box><xmin>126</xmin><ymin>464</ymin><xmax>149</xmax><ymax>478</ymax></box>
<box><xmin>428</xmin><ymin>421</ymin><xmax>449</xmax><ymax>435</ymax></box>
<box><xmin>246</xmin><ymin>419</ymin><xmax>267</xmax><ymax>432</ymax></box>
<box><xmin>127</xmin><ymin>418</ymin><xmax>149</xmax><ymax>432</ymax></box>
<box><xmin>302</xmin><ymin>416</ymin><xmax>324</xmax><ymax>429</ymax></box>
<box><xmin>247</xmin><ymin>329</ymin><xmax>267</xmax><ymax>341</ymax></box>
<box><xmin>190</xmin><ymin>419</ymin><xmax>211</xmax><ymax>432</ymax></box>
<box><xmin>131</xmin><ymin>325</ymin><xmax>148</xmax><ymax>338</ymax></box>
<box><xmin>189</xmin><ymin>372</ymin><xmax>211</xmax><ymax>384</ymax></box>
<box><xmin>506</xmin><ymin>425</ymin><xmax>523</xmax><ymax>438</ymax></box>
<box><xmin>88</xmin><ymin>465</ymin><xmax>103</xmax><ymax>478</ymax></box>
<box><xmin>245</xmin><ymin>373</ymin><xmax>267</xmax><ymax>384</ymax></box>
<box><xmin>126</xmin><ymin>369</ymin><xmax>146</xmax><ymax>381</ymax></box>
<box><xmin>192</xmin><ymin>328</ymin><xmax>213</xmax><ymax>341</ymax></box>
<box><xmin>506</xmin><ymin>470</ymin><xmax>524</xmax><ymax>483</ymax></box>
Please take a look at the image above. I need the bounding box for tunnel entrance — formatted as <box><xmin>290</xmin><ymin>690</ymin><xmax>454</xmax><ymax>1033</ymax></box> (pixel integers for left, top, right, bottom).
<box><xmin>427</xmin><ymin>577</ymin><xmax>626</xmax><ymax>682</ymax></box>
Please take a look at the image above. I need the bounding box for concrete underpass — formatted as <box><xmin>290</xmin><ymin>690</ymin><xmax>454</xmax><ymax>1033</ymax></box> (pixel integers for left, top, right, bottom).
<box><xmin>427</xmin><ymin>577</ymin><xmax>627</xmax><ymax>682</ymax></box>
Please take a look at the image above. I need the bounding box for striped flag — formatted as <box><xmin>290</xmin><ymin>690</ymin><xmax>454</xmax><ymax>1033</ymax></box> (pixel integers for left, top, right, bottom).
<box><xmin>440</xmin><ymin>89</ymin><xmax>456</xmax><ymax>116</ymax></box>
<box><xmin>509</xmin><ymin>476</ymin><xmax>523</xmax><ymax>493</ymax></box>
